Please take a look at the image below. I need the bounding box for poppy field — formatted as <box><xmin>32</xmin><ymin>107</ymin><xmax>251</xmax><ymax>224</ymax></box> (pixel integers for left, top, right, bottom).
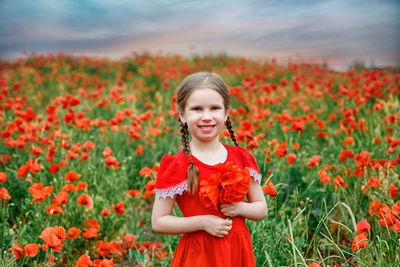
<box><xmin>0</xmin><ymin>52</ymin><xmax>399</xmax><ymax>266</ymax></box>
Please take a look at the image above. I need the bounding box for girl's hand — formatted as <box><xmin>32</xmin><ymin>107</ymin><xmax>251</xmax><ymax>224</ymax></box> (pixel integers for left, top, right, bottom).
<box><xmin>220</xmin><ymin>202</ymin><xmax>244</xmax><ymax>218</ymax></box>
<box><xmin>201</xmin><ymin>215</ymin><xmax>232</xmax><ymax>238</ymax></box>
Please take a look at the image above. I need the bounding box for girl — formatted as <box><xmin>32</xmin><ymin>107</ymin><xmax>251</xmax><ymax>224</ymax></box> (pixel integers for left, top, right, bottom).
<box><xmin>151</xmin><ymin>72</ymin><xmax>267</xmax><ymax>267</ymax></box>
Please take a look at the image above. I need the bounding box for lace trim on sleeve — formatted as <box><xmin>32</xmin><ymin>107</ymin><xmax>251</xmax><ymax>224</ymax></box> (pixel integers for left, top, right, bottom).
<box><xmin>247</xmin><ymin>167</ymin><xmax>262</xmax><ymax>184</ymax></box>
<box><xmin>155</xmin><ymin>180</ymin><xmax>188</xmax><ymax>199</ymax></box>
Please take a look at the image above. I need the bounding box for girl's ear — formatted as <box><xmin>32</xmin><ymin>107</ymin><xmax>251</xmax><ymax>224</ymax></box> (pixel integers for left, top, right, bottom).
<box><xmin>224</xmin><ymin>108</ymin><xmax>230</xmax><ymax>121</ymax></box>
<box><xmin>178</xmin><ymin>110</ymin><xmax>186</xmax><ymax>123</ymax></box>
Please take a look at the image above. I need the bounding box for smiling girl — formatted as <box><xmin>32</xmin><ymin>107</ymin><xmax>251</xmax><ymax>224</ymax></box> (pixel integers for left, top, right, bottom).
<box><xmin>151</xmin><ymin>72</ymin><xmax>267</xmax><ymax>267</ymax></box>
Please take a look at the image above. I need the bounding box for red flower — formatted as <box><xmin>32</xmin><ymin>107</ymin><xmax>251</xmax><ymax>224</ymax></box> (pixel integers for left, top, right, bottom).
<box><xmin>123</xmin><ymin>234</ymin><xmax>136</xmax><ymax>251</ymax></box>
<box><xmin>9</xmin><ymin>243</ymin><xmax>23</xmax><ymax>259</ymax></box>
<box><xmin>128</xmin><ymin>189</ymin><xmax>141</xmax><ymax>198</ymax></box>
<box><xmin>333</xmin><ymin>175</ymin><xmax>347</xmax><ymax>189</ymax></box>
<box><xmin>367</xmin><ymin>177</ymin><xmax>380</xmax><ymax>188</ymax></box>
<box><xmin>274</xmin><ymin>142</ymin><xmax>287</xmax><ymax>157</ymax></box>
<box><xmin>105</xmin><ymin>156</ymin><xmax>119</xmax><ymax>169</ymax></box>
<box><xmin>0</xmin><ymin>171</ymin><xmax>7</xmax><ymax>184</ymax></box>
<box><xmin>83</xmin><ymin>141</ymin><xmax>96</xmax><ymax>152</ymax></box>
<box><xmin>356</xmin><ymin>220</ymin><xmax>370</xmax><ymax>234</ymax></box>
<box><xmin>308</xmin><ymin>263</ymin><xmax>321</xmax><ymax>267</ymax></box>
<box><xmin>76</xmin><ymin>181</ymin><xmax>88</xmax><ymax>192</ymax></box>
<box><xmin>82</xmin><ymin>228</ymin><xmax>98</xmax><ymax>239</ymax></box>
<box><xmin>0</xmin><ymin>187</ymin><xmax>11</xmax><ymax>200</ymax></box>
<box><xmin>139</xmin><ymin>167</ymin><xmax>153</xmax><ymax>177</ymax></box>
<box><xmin>286</xmin><ymin>153</ymin><xmax>296</xmax><ymax>165</ymax></box>
<box><xmin>101</xmin><ymin>207</ymin><xmax>110</xmax><ymax>217</ymax></box>
<box><xmin>199</xmin><ymin>161</ymin><xmax>251</xmax><ymax>211</ymax></box>
<box><xmin>318</xmin><ymin>170</ymin><xmax>331</xmax><ymax>185</ymax></box>
<box><xmin>75</xmin><ymin>254</ymin><xmax>92</xmax><ymax>267</ymax></box>
<box><xmin>67</xmin><ymin>227</ymin><xmax>82</xmax><ymax>240</ymax></box>
<box><xmin>46</xmin><ymin>204</ymin><xmax>65</xmax><ymax>215</ymax></box>
<box><xmin>52</xmin><ymin>191</ymin><xmax>68</xmax><ymax>205</ymax></box>
<box><xmin>262</xmin><ymin>182</ymin><xmax>277</xmax><ymax>198</ymax></box>
<box><xmin>65</xmin><ymin>171</ymin><xmax>81</xmax><ymax>181</ymax></box>
<box><xmin>388</xmin><ymin>184</ymin><xmax>398</xmax><ymax>198</ymax></box>
<box><xmin>307</xmin><ymin>155</ymin><xmax>320</xmax><ymax>168</ymax></box>
<box><xmin>77</xmin><ymin>194</ymin><xmax>93</xmax><ymax>209</ymax></box>
<box><xmin>24</xmin><ymin>243</ymin><xmax>39</xmax><ymax>257</ymax></box>
<box><xmin>49</xmin><ymin>164</ymin><xmax>60</xmax><ymax>174</ymax></box>
<box><xmin>102</xmin><ymin>147</ymin><xmax>113</xmax><ymax>157</ymax></box>
<box><xmin>352</xmin><ymin>232</ymin><xmax>368</xmax><ymax>252</ymax></box>
<box><xmin>40</xmin><ymin>226</ymin><xmax>66</xmax><ymax>252</ymax></box>
<box><xmin>112</xmin><ymin>201</ymin><xmax>125</xmax><ymax>215</ymax></box>
<box><xmin>29</xmin><ymin>183</ymin><xmax>53</xmax><ymax>203</ymax></box>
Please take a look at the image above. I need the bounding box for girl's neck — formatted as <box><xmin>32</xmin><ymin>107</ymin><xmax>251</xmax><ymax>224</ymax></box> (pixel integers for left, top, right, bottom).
<box><xmin>190</xmin><ymin>138</ymin><xmax>223</xmax><ymax>154</ymax></box>
<box><xmin>189</xmin><ymin>139</ymin><xmax>227</xmax><ymax>165</ymax></box>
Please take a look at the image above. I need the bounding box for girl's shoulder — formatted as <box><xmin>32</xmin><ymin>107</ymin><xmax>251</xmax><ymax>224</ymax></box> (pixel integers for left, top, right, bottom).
<box><xmin>228</xmin><ymin>145</ymin><xmax>262</xmax><ymax>184</ymax></box>
<box><xmin>155</xmin><ymin>151</ymin><xmax>188</xmax><ymax>199</ymax></box>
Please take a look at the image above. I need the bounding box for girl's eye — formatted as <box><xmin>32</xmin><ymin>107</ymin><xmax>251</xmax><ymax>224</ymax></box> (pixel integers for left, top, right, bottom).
<box><xmin>211</xmin><ymin>106</ymin><xmax>221</xmax><ymax>110</ymax></box>
<box><xmin>192</xmin><ymin>107</ymin><xmax>201</xmax><ymax>111</ymax></box>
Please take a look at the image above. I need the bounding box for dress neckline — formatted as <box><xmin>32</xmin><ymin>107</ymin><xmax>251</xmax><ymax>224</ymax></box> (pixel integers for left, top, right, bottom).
<box><xmin>191</xmin><ymin>143</ymin><xmax>230</xmax><ymax>168</ymax></box>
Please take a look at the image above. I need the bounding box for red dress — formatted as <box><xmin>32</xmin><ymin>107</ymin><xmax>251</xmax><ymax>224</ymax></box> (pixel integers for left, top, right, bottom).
<box><xmin>155</xmin><ymin>144</ymin><xmax>262</xmax><ymax>267</ymax></box>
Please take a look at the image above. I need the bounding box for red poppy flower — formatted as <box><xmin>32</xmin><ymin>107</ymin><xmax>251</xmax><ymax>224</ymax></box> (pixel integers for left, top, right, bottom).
<box><xmin>356</xmin><ymin>220</ymin><xmax>370</xmax><ymax>234</ymax></box>
<box><xmin>77</xmin><ymin>194</ymin><xmax>93</xmax><ymax>209</ymax></box>
<box><xmin>82</xmin><ymin>227</ymin><xmax>98</xmax><ymax>239</ymax></box>
<box><xmin>76</xmin><ymin>181</ymin><xmax>88</xmax><ymax>192</ymax></box>
<box><xmin>388</xmin><ymin>184</ymin><xmax>398</xmax><ymax>198</ymax></box>
<box><xmin>67</xmin><ymin>227</ymin><xmax>82</xmax><ymax>240</ymax></box>
<box><xmin>308</xmin><ymin>263</ymin><xmax>321</xmax><ymax>267</ymax></box>
<box><xmin>97</xmin><ymin>258</ymin><xmax>114</xmax><ymax>267</ymax></box>
<box><xmin>112</xmin><ymin>201</ymin><xmax>125</xmax><ymax>215</ymax></box>
<box><xmin>318</xmin><ymin>170</ymin><xmax>331</xmax><ymax>185</ymax></box>
<box><xmin>123</xmin><ymin>233</ymin><xmax>136</xmax><ymax>251</ymax></box>
<box><xmin>352</xmin><ymin>232</ymin><xmax>368</xmax><ymax>252</ymax></box>
<box><xmin>52</xmin><ymin>191</ymin><xmax>68</xmax><ymax>205</ymax></box>
<box><xmin>0</xmin><ymin>171</ymin><xmax>7</xmax><ymax>184</ymax></box>
<box><xmin>199</xmin><ymin>161</ymin><xmax>251</xmax><ymax>211</ymax></box>
<box><xmin>49</xmin><ymin>164</ymin><xmax>60</xmax><ymax>174</ymax></box>
<box><xmin>65</xmin><ymin>171</ymin><xmax>81</xmax><ymax>182</ymax></box>
<box><xmin>75</xmin><ymin>254</ymin><xmax>92</xmax><ymax>267</ymax></box>
<box><xmin>0</xmin><ymin>187</ymin><xmax>11</xmax><ymax>200</ymax></box>
<box><xmin>40</xmin><ymin>226</ymin><xmax>66</xmax><ymax>252</ymax></box>
<box><xmin>29</xmin><ymin>183</ymin><xmax>53</xmax><ymax>203</ymax></box>
<box><xmin>128</xmin><ymin>189</ymin><xmax>141</xmax><ymax>198</ymax></box>
<box><xmin>333</xmin><ymin>175</ymin><xmax>347</xmax><ymax>189</ymax></box>
<box><xmin>9</xmin><ymin>243</ymin><xmax>23</xmax><ymax>259</ymax></box>
<box><xmin>83</xmin><ymin>141</ymin><xmax>96</xmax><ymax>152</ymax></box>
<box><xmin>366</xmin><ymin>177</ymin><xmax>380</xmax><ymax>188</ymax></box>
<box><xmin>274</xmin><ymin>142</ymin><xmax>287</xmax><ymax>157</ymax></box>
<box><xmin>105</xmin><ymin>156</ymin><xmax>119</xmax><ymax>169</ymax></box>
<box><xmin>24</xmin><ymin>243</ymin><xmax>39</xmax><ymax>257</ymax></box>
<box><xmin>102</xmin><ymin>147</ymin><xmax>113</xmax><ymax>157</ymax></box>
<box><xmin>262</xmin><ymin>182</ymin><xmax>277</xmax><ymax>198</ymax></box>
<box><xmin>46</xmin><ymin>204</ymin><xmax>65</xmax><ymax>215</ymax></box>
<box><xmin>307</xmin><ymin>155</ymin><xmax>320</xmax><ymax>168</ymax></box>
<box><xmin>139</xmin><ymin>167</ymin><xmax>153</xmax><ymax>177</ymax></box>
<box><xmin>101</xmin><ymin>207</ymin><xmax>110</xmax><ymax>217</ymax></box>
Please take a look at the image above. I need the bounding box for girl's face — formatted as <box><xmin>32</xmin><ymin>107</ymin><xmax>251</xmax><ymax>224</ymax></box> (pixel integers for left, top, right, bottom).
<box><xmin>179</xmin><ymin>88</ymin><xmax>228</xmax><ymax>144</ymax></box>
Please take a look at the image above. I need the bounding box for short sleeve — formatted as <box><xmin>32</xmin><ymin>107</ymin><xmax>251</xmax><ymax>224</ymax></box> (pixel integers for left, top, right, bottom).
<box><xmin>237</xmin><ymin>146</ymin><xmax>262</xmax><ymax>184</ymax></box>
<box><xmin>155</xmin><ymin>153</ymin><xmax>188</xmax><ymax>199</ymax></box>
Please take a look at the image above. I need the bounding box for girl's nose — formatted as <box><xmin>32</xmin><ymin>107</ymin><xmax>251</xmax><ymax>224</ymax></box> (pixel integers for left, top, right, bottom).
<box><xmin>201</xmin><ymin>111</ymin><xmax>212</xmax><ymax>120</ymax></box>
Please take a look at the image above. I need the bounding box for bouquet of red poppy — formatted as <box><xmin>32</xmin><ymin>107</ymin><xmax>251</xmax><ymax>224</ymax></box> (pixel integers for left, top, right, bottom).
<box><xmin>199</xmin><ymin>161</ymin><xmax>251</xmax><ymax>212</ymax></box>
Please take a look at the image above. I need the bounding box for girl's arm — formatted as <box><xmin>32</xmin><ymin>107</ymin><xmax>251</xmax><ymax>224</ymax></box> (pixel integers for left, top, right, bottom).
<box><xmin>220</xmin><ymin>179</ymin><xmax>268</xmax><ymax>221</ymax></box>
<box><xmin>151</xmin><ymin>195</ymin><xmax>232</xmax><ymax>237</ymax></box>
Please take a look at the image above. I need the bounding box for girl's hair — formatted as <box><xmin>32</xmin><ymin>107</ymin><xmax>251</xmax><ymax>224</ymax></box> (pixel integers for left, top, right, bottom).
<box><xmin>176</xmin><ymin>72</ymin><xmax>239</xmax><ymax>194</ymax></box>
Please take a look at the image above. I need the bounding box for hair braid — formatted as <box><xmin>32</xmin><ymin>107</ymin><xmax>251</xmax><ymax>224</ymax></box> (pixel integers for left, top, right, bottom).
<box><xmin>225</xmin><ymin>116</ymin><xmax>238</xmax><ymax>146</ymax></box>
<box><xmin>178</xmin><ymin>118</ymin><xmax>199</xmax><ymax>194</ymax></box>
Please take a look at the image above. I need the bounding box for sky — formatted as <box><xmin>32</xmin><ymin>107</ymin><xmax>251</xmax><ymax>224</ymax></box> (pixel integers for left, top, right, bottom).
<box><xmin>1</xmin><ymin>0</ymin><xmax>399</xmax><ymax>70</ymax></box>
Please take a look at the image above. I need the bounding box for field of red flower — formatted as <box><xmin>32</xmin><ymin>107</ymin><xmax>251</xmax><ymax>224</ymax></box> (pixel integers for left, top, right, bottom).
<box><xmin>0</xmin><ymin>52</ymin><xmax>399</xmax><ymax>266</ymax></box>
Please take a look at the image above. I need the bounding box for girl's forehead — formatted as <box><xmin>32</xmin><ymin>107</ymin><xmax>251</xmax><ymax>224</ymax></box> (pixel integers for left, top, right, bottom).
<box><xmin>185</xmin><ymin>88</ymin><xmax>224</xmax><ymax>105</ymax></box>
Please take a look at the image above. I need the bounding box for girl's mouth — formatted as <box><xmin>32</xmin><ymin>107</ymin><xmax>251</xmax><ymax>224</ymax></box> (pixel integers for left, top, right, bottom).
<box><xmin>198</xmin><ymin>125</ymin><xmax>215</xmax><ymax>130</ymax></box>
